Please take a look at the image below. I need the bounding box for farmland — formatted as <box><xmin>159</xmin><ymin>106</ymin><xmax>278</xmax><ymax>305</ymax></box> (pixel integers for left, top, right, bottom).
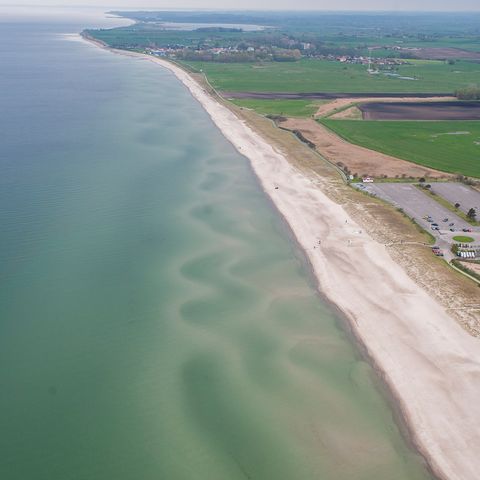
<box><xmin>321</xmin><ymin>119</ymin><xmax>480</xmax><ymax>178</ymax></box>
<box><xmin>182</xmin><ymin>59</ymin><xmax>480</xmax><ymax>94</ymax></box>
<box><xmin>359</xmin><ymin>101</ymin><xmax>480</xmax><ymax>120</ymax></box>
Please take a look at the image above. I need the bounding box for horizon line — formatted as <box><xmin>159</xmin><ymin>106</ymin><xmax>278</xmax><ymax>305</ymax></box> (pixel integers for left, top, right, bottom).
<box><xmin>2</xmin><ymin>5</ymin><xmax>480</xmax><ymax>13</ymax></box>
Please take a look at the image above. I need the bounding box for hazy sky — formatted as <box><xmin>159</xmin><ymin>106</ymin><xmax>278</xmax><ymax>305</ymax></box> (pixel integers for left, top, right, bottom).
<box><xmin>1</xmin><ymin>0</ymin><xmax>479</xmax><ymax>11</ymax></box>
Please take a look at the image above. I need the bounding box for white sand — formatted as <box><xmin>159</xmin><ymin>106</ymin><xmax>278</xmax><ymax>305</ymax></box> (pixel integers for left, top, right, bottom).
<box><xmin>85</xmin><ymin>38</ymin><xmax>480</xmax><ymax>480</ymax></box>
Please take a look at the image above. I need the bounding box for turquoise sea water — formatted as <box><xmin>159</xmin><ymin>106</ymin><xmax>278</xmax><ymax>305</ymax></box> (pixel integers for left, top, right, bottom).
<box><xmin>0</xmin><ymin>10</ymin><xmax>434</xmax><ymax>480</ymax></box>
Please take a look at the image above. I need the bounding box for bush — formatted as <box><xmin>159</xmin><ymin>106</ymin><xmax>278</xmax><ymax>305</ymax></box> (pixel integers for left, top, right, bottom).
<box><xmin>455</xmin><ymin>85</ymin><xmax>480</xmax><ymax>100</ymax></box>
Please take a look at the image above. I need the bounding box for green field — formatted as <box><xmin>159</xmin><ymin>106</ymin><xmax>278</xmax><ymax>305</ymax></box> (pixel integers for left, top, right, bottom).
<box><xmin>321</xmin><ymin>120</ymin><xmax>480</xmax><ymax>177</ymax></box>
<box><xmin>231</xmin><ymin>98</ymin><xmax>323</xmax><ymax>117</ymax></box>
<box><xmin>183</xmin><ymin>59</ymin><xmax>480</xmax><ymax>93</ymax></box>
<box><xmin>453</xmin><ymin>235</ymin><xmax>475</xmax><ymax>242</ymax></box>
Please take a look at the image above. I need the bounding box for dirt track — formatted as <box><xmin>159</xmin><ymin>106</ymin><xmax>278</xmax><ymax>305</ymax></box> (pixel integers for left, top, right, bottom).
<box><xmin>280</xmin><ymin>117</ymin><xmax>452</xmax><ymax>179</ymax></box>
<box><xmin>314</xmin><ymin>96</ymin><xmax>456</xmax><ymax>118</ymax></box>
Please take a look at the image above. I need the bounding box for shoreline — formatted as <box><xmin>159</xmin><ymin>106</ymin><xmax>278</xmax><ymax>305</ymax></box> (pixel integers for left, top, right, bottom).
<box><xmin>82</xmin><ymin>35</ymin><xmax>480</xmax><ymax>480</ymax></box>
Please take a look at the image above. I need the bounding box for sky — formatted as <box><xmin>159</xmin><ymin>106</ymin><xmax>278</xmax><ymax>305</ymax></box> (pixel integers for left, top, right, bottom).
<box><xmin>0</xmin><ymin>0</ymin><xmax>479</xmax><ymax>11</ymax></box>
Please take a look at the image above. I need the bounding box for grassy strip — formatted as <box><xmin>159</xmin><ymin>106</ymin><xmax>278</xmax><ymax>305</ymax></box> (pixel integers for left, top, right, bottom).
<box><xmin>415</xmin><ymin>185</ymin><xmax>480</xmax><ymax>226</ymax></box>
<box><xmin>230</xmin><ymin>98</ymin><xmax>323</xmax><ymax>117</ymax></box>
<box><xmin>397</xmin><ymin>208</ymin><xmax>436</xmax><ymax>244</ymax></box>
<box><xmin>451</xmin><ymin>260</ymin><xmax>480</xmax><ymax>283</ymax></box>
<box><xmin>453</xmin><ymin>235</ymin><xmax>475</xmax><ymax>242</ymax></box>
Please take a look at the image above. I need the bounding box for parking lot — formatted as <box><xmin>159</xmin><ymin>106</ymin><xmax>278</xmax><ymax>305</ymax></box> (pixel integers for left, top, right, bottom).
<box><xmin>355</xmin><ymin>183</ymin><xmax>480</xmax><ymax>254</ymax></box>
<box><xmin>429</xmin><ymin>183</ymin><xmax>480</xmax><ymax>216</ymax></box>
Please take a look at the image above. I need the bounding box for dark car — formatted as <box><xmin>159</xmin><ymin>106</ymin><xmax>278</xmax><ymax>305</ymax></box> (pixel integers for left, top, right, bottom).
<box><xmin>449</xmin><ymin>223</ymin><xmax>455</xmax><ymax>227</ymax></box>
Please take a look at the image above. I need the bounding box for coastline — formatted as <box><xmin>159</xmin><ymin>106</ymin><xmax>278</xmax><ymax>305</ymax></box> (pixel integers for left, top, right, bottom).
<box><xmin>82</xmin><ymin>35</ymin><xmax>480</xmax><ymax>480</ymax></box>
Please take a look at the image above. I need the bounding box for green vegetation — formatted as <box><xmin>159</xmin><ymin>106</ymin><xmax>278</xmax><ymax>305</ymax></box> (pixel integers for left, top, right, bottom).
<box><xmin>453</xmin><ymin>235</ymin><xmax>475</xmax><ymax>242</ymax></box>
<box><xmin>89</xmin><ymin>11</ymin><xmax>480</xmax><ymax>95</ymax></box>
<box><xmin>456</xmin><ymin>85</ymin><xmax>480</xmax><ymax>100</ymax></box>
<box><xmin>322</xmin><ymin>119</ymin><xmax>480</xmax><ymax>177</ymax></box>
<box><xmin>108</xmin><ymin>11</ymin><xmax>480</xmax><ymax>54</ymax></box>
<box><xmin>231</xmin><ymin>98</ymin><xmax>322</xmax><ymax>117</ymax></box>
<box><xmin>87</xmin><ymin>25</ymin><xmax>247</xmax><ymax>50</ymax></box>
<box><xmin>180</xmin><ymin>59</ymin><xmax>480</xmax><ymax>94</ymax></box>
<box><xmin>467</xmin><ymin>207</ymin><xmax>477</xmax><ymax>220</ymax></box>
<box><xmin>451</xmin><ymin>260</ymin><xmax>480</xmax><ymax>283</ymax></box>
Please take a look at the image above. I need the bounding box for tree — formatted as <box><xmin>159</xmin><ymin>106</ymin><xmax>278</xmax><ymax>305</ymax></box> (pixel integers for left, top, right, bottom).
<box><xmin>467</xmin><ymin>208</ymin><xmax>477</xmax><ymax>220</ymax></box>
<box><xmin>455</xmin><ymin>202</ymin><xmax>460</xmax><ymax>209</ymax></box>
<box><xmin>455</xmin><ymin>85</ymin><xmax>480</xmax><ymax>100</ymax></box>
<box><xmin>419</xmin><ymin>177</ymin><xmax>426</xmax><ymax>183</ymax></box>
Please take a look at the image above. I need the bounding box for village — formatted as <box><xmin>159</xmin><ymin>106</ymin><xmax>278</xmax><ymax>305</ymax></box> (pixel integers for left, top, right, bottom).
<box><xmin>145</xmin><ymin>44</ymin><xmax>409</xmax><ymax>66</ymax></box>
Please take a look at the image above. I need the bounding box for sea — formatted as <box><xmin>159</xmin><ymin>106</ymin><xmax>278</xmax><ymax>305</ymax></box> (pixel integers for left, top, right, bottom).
<box><xmin>0</xmin><ymin>7</ymin><xmax>434</xmax><ymax>480</ymax></box>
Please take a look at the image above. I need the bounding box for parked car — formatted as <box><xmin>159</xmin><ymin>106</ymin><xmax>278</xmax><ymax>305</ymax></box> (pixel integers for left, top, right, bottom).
<box><xmin>450</xmin><ymin>228</ymin><xmax>455</xmax><ymax>232</ymax></box>
<box><xmin>463</xmin><ymin>228</ymin><xmax>472</xmax><ymax>232</ymax></box>
<box><xmin>443</xmin><ymin>218</ymin><xmax>448</xmax><ymax>222</ymax></box>
<box><xmin>449</xmin><ymin>222</ymin><xmax>455</xmax><ymax>227</ymax></box>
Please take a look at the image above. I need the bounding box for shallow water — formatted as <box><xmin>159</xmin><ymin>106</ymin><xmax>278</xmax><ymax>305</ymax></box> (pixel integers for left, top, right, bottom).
<box><xmin>0</xmin><ymin>10</ymin><xmax>434</xmax><ymax>480</ymax></box>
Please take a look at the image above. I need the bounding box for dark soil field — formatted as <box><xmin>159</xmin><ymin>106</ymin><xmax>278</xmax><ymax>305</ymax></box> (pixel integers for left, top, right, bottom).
<box><xmin>360</xmin><ymin>101</ymin><xmax>480</xmax><ymax>120</ymax></box>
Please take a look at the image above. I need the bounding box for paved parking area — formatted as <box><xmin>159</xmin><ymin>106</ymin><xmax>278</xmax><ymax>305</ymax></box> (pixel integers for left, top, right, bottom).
<box><xmin>429</xmin><ymin>183</ymin><xmax>480</xmax><ymax>216</ymax></box>
<box><xmin>356</xmin><ymin>182</ymin><xmax>480</xmax><ymax>239</ymax></box>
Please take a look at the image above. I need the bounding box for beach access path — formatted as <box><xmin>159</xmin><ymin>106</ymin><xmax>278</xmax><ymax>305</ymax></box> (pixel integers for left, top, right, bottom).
<box><xmin>83</xmin><ymin>38</ymin><xmax>480</xmax><ymax>480</ymax></box>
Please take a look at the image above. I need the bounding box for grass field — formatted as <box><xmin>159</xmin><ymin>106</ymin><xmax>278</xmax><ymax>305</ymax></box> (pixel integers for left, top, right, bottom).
<box><xmin>231</xmin><ymin>98</ymin><xmax>323</xmax><ymax>117</ymax></box>
<box><xmin>321</xmin><ymin>119</ymin><xmax>480</xmax><ymax>177</ymax></box>
<box><xmin>453</xmin><ymin>236</ymin><xmax>475</xmax><ymax>242</ymax></box>
<box><xmin>183</xmin><ymin>59</ymin><xmax>480</xmax><ymax>94</ymax></box>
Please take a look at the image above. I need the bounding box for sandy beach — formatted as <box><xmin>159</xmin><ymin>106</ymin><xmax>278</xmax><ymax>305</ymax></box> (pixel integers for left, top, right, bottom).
<box><xmin>84</xmin><ymin>37</ymin><xmax>480</xmax><ymax>480</ymax></box>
